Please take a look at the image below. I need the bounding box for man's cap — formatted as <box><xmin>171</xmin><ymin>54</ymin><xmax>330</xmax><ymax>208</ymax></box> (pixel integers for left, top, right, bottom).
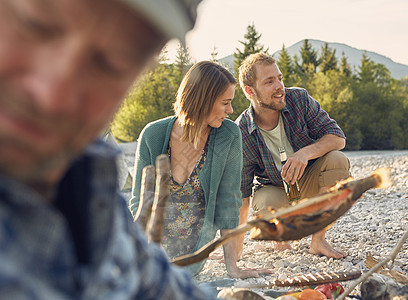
<box><xmin>120</xmin><ymin>0</ymin><xmax>202</xmax><ymax>43</ymax></box>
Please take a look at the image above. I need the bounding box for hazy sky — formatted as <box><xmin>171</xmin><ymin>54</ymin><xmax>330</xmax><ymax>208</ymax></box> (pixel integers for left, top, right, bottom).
<box><xmin>165</xmin><ymin>0</ymin><xmax>408</xmax><ymax>65</ymax></box>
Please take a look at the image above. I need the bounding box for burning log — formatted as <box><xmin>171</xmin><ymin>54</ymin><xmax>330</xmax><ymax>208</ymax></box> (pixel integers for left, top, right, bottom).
<box><xmin>172</xmin><ymin>167</ymin><xmax>392</xmax><ymax>266</ymax></box>
<box><xmin>249</xmin><ymin>167</ymin><xmax>392</xmax><ymax>241</ymax></box>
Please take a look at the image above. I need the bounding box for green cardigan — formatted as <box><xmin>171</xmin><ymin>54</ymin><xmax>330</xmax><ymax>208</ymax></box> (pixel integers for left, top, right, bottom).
<box><xmin>129</xmin><ymin>116</ymin><xmax>243</xmax><ymax>275</ymax></box>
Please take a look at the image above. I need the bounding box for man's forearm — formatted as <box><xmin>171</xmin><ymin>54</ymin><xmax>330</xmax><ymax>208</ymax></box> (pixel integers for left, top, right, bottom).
<box><xmin>298</xmin><ymin>134</ymin><xmax>345</xmax><ymax>161</ymax></box>
<box><xmin>283</xmin><ymin>134</ymin><xmax>346</xmax><ymax>183</ymax></box>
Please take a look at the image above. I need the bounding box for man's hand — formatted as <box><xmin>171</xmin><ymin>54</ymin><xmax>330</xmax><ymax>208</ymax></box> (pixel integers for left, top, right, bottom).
<box><xmin>281</xmin><ymin>149</ymin><xmax>309</xmax><ymax>184</ymax></box>
<box><xmin>281</xmin><ymin>134</ymin><xmax>346</xmax><ymax>185</ymax></box>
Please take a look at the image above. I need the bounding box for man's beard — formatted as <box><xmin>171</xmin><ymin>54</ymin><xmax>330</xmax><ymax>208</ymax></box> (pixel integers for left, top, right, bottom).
<box><xmin>254</xmin><ymin>89</ymin><xmax>286</xmax><ymax>111</ymax></box>
<box><xmin>257</xmin><ymin>98</ymin><xmax>285</xmax><ymax>111</ymax></box>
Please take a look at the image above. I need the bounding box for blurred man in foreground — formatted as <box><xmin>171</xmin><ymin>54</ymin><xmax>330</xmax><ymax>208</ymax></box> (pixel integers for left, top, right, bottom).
<box><xmin>0</xmin><ymin>0</ymin><xmax>216</xmax><ymax>298</ymax></box>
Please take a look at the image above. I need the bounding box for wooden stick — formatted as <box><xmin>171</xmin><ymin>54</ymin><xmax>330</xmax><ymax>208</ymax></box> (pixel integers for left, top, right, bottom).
<box><xmin>134</xmin><ymin>165</ymin><xmax>155</xmax><ymax>231</ymax></box>
<box><xmin>172</xmin><ymin>188</ymin><xmax>354</xmax><ymax>266</ymax></box>
<box><xmin>337</xmin><ymin>226</ymin><xmax>408</xmax><ymax>300</ymax></box>
<box><xmin>240</xmin><ymin>270</ymin><xmax>362</xmax><ymax>289</ymax></box>
<box><xmin>171</xmin><ymin>191</ymin><xmax>350</xmax><ymax>266</ymax></box>
<box><xmin>172</xmin><ymin>222</ymin><xmax>255</xmax><ymax>266</ymax></box>
<box><xmin>146</xmin><ymin>154</ymin><xmax>170</xmax><ymax>244</ymax></box>
<box><xmin>172</xmin><ymin>168</ymin><xmax>391</xmax><ymax>266</ymax></box>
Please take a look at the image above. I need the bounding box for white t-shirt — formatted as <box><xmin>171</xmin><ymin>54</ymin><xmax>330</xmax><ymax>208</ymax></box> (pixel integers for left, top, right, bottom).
<box><xmin>259</xmin><ymin>113</ymin><xmax>294</xmax><ymax>171</ymax></box>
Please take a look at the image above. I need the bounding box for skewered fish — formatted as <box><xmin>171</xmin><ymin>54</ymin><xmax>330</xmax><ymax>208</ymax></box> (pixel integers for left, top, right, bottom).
<box><xmin>172</xmin><ymin>167</ymin><xmax>392</xmax><ymax>266</ymax></box>
<box><xmin>250</xmin><ymin>167</ymin><xmax>391</xmax><ymax>241</ymax></box>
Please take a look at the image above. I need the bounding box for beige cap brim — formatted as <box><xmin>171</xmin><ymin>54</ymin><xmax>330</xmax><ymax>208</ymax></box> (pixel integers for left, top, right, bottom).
<box><xmin>120</xmin><ymin>0</ymin><xmax>198</xmax><ymax>44</ymax></box>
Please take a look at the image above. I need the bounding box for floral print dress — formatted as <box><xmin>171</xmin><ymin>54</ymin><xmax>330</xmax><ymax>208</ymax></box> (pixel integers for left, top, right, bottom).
<box><xmin>161</xmin><ymin>138</ymin><xmax>209</xmax><ymax>259</ymax></box>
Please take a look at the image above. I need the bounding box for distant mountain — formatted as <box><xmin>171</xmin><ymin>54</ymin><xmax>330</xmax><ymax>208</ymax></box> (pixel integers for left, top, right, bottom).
<box><xmin>219</xmin><ymin>39</ymin><xmax>408</xmax><ymax>79</ymax></box>
<box><xmin>218</xmin><ymin>55</ymin><xmax>235</xmax><ymax>70</ymax></box>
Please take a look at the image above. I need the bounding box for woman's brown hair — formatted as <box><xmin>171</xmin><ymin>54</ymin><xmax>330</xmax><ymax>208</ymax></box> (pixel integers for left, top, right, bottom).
<box><xmin>174</xmin><ymin>61</ymin><xmax>236</xmax><ymax>148</ymax></box>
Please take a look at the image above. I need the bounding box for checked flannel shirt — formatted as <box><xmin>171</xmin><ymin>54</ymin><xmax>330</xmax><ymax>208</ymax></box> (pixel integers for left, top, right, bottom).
<box><xmin>0</xmin><ymin>140</ymin><xmax>214</xmax><ymax>300</ymax></box>
<box><xmin>235</xmin><ymin>87</ymin><xmax>346</xmax><ymax>198</ymax></box>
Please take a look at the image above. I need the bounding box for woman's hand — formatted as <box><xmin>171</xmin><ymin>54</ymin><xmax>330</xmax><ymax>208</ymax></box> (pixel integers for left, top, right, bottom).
<box><xmin>221</xmin><ymin>229</ymin><xmax>273</xmax><ymax>278</ymax></box>
<box><xmin>225</xmin><ymin>263</ymin><xmax>273</xmax><ymax>279</ymax></box>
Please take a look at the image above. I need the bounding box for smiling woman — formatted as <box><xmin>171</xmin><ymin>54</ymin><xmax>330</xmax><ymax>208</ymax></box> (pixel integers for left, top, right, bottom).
<box><xmin>130</xmin><ymin>61</ymin><xmax>265</xmax><ymax>278</ymax></box>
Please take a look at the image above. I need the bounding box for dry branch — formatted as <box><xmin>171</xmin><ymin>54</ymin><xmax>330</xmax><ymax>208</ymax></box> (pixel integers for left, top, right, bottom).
<box><xmin>337</xmin><ymin>226</ymin><xmax>408</xmax><ymax>300</ymax></box>
<box><xmin>146</xmin><ymin>154</ymin><xmax>170</xmax><ymax>244</ymax></box>
<box><xmin>366</xmin><ymin>254</ymin><xmax>408</xmax><ymax>284</ymax></box>
<box><xmin>134</xmin><ymin>165</ymin><xmax>155</xmax><ymax>231</ymax></box>
<box><xmin>172</xmin><ymin>167</ymin><xmax>392</xmax><ymax>266</ymax></box>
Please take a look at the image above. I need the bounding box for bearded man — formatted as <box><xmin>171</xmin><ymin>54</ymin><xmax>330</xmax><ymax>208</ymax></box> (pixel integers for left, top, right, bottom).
<box><xmin>235</xmin><ymin>52</ymin><xmax>351</xmax><ymax>259</ymax></box>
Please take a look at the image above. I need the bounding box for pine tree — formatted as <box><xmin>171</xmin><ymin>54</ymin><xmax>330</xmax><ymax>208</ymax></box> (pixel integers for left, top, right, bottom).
<box><xmin>174</xmin><ymin>43</ymin><xmax>192</xmax><ymax>85</ymax></box>
<box><xmin>277</xmin><ymin>44</ymin><xmax>294</xmax><ymax>84</ymax></box>
<box><xmin>300</xmin><ymin>39</ymin><xmax>320</xmax><ymax>72</ymax></box>
<box><xmin>233</xmin><ymin>23</ymin><xmax>267</xmax><ymax>75</ymax></box>
<box><xmin>358</xmin><ymin>52</ymin><xmax>391</xmax><ymax>87</ymax></box>
<box><xmin>111</xmin><ymin>62</ymin><xmax>176</xmax><ymax>142</ymax></box>
<box><xmin>358</xmin><ymin>52</ymin><xmax>373</xmax><ymax>82</ymax></box>
<box><xmin>319</xmin><ymin>42</ymin><xmax>338</xmax><ymax>73</ymax></box>
<box><xmin>232</xmin><ymin>23</ymin><xmax>267</xmax><ymax>119</ymax></box>
<box><xmin>339</xmin><ymin>52</ymin><xmax>352</xmax><ymax>77</ymax></box>
<box><xmin>210</xmin><ymin>46</ymin><xmax>219</xmax><ymax>62</ymax></box>
<box><xmin>158</xmin><ymin>46</ymin><xmax>170</xmax><ymax>64</ymax></box>
<box><xmin>354</xmin><ymin>52</ymin><xmax>400</xmax><ymax>149</ymax></box>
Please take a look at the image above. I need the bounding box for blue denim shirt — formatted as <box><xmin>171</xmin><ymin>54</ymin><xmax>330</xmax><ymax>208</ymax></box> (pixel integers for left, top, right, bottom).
<box><xmin>0</xmin><ymin>140</ymin><xmax>214</xmax><ymax>299</ymax></box>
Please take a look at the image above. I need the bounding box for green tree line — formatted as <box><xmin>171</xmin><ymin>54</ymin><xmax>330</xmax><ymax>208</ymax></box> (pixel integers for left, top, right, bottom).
<box><xmin>111</xmin><ymin>24</ymin><xmax>408</xmax><ymax>150</ymax></box>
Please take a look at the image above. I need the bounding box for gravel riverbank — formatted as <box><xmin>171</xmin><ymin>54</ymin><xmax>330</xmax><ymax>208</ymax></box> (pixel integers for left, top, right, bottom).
<box><xmin>118</xmin><ymin>144</ymin><xmax>408</xmax><ymax>298</ymax></box>
<box><xmin>193</xmin><ymin>150</ymin><xmax>408</xmax><ymax>298</ymax></box>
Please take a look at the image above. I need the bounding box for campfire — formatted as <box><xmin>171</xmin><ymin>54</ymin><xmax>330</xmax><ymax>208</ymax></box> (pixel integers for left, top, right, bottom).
<box><xmin>134</xmin><ymin>155</ymin><xmax>408</xmax><ymax>299</ymax></box>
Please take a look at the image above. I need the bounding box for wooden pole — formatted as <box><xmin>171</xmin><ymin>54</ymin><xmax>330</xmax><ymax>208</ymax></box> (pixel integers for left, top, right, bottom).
<box><xmin>134</xmin><ymin>165</ymin><xmax>156</xmax><ymax>232</ymax></box>
<box><xmin>337</xmin><ymin>227</ymin><xmax>408</xmax><ymax>300</ymax></box>
<box><xmin>172</xmin><ymin>168</ymin><xmax>391</xmax><ymax>266</ymax></box>
<box><xmin>146</xmin><ymin>154</ymin><xmax>170</xmax><ymax>244</ymax></box>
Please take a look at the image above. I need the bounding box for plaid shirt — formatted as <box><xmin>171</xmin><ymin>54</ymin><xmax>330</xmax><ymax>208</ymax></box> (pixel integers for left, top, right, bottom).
<box><xmin>236</xmin><ymin>88</ymin><xmax>346</xmax><ymax>198</ymax></box>
<box><xmin>0</xmin><ymin>141</ymin><xmax>214</xmax><ymax>300</ymax></box>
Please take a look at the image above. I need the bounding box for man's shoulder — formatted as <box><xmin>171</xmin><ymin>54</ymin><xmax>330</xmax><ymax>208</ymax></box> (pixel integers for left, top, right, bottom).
<box><xmin>235</xmin><ymin>107</ymin><xmax>252</xmax><ymax>129</ymax></box>
<box><xmin>284</xmin><ymin>88</ymin><xmax>315</xmax><ymax>113</ymax></box>
<box><xmin>86</xmin><ymin>139</ymin><xmax>120</xmax><ymax>160</ymax></box>
<box><xmin>285</xmin><ymin>87</ymin><xmax>309</xmax><ymax>101</ymax></box>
